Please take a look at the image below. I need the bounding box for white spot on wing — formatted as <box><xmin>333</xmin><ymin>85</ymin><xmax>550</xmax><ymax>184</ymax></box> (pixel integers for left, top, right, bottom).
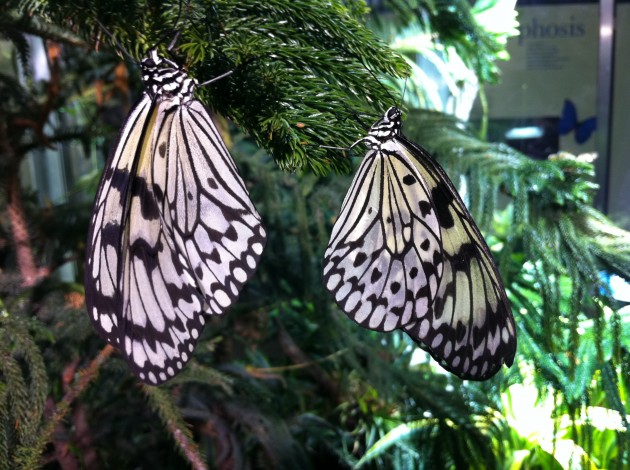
<box><xmin>234</xmin><ymin>267</ymin><xmax>247</xmax><ymax>283</ymax></box>
<box><xmin>214</xmin><ymin>289</ymin><xmax>230</xmax><ymax>308</ymax></box>
<box><xmin>100</xmin><ymin>315</ymin><xmax>114</xmax><ymax>333</ymax></box>
<box><xmin>132</xmin><ymin>340</ymin><xmax>147</xmax><ymax>367</ymax></box>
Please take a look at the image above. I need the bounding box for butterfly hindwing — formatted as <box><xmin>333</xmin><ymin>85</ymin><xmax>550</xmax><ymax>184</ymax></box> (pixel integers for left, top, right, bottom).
<box><xmin>85</xmin><ymin>94</ymin><xmax>155</xmax><ymax>345</ymax></box>
<box><xmin>398</xmin><ymin>136</ymin><xmax>516</xmax><ymax>380</ymax></box>
<box><xmin>85</xmin><ymin>50</ymin><xmax>266</xmax><ymax>384</ymax></box>
<box><xmin>575</xmin><ymin>118</ymin><xmax>596</xmax><ymax>144</ymax></box>
<box><xmin>323</xmin><ymin>107</ymin><xmax>516</xmax><ymax>380</ymax></box>
<box><xmin>558</xmin><ymin>99</ymin><xmax>578</xmax><ymax>135</ymax></box>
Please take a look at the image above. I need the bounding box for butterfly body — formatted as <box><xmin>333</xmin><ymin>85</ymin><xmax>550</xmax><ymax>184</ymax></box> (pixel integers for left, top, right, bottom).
<box><xmin>86</xmin><ymin>50</ymin><xmax>266</xmax><ymax>384</ymax></box>
<box><xmin>323</xmin><ymin>107</ymin><xmax>516</xmax><ymax>380</ymax></box>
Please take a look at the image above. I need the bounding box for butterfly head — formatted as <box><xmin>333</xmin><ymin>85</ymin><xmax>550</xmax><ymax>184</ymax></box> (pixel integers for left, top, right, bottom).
<box><xmin>368</xmin><ymin>106</ymin><xmax>403</xmax><ymax>142</ymax></box>
<box><xmin>140</xmin><ymin>49</ymin><xmax>197</xmax><ymax>104</ymax></box>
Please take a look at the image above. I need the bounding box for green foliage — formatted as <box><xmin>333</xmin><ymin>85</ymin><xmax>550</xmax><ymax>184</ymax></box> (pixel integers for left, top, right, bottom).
<box><xmin>401</xmin><ymin>107</ymin><xmax>630</xmax><ymax>467</ymax></box>
<box><xmin>0</xmin><ymin>312</ymin><xmax>49</xmax><ymax>470</ymax></box>
<box><xmin>22</xmin><ymin>0</ymin><xmax>409</xmax><ymax>174</ymax></box>
<box><xmin>377</xmin><ymin>0</ymin><xmax>513</xmax><ymax>84</ymax></box>
<box><xmin>143</xmin><ymin>385</ymin><xmax>206</xmax><ymax>466</ymax></box>
<box><xmin>0</xmin><ymin>0</ymin><xmax>628</xmax><ymax>469</ymax></box>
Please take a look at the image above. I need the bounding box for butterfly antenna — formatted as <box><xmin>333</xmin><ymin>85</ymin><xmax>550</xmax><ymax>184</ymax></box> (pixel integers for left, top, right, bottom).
<box><xmin>362</xmin><ymin>59</ymin><xmax>400</xmax><ymax>108</ymax></box>
<box><xmin>321</xmin><ymin>106</ymin><xmax>372</xmax><ymax>153</ymax></box>
<box><xmin>93</xmin><ymin>18</ymin><xmax>135</xmax><ymax>63</ymax></box>
<box><xmin>196</xmin><ymin>41</ymin><xmax>264</xmax><ymax>88</ymax></box>
<box><xmin>320</xmin><ymin>140</ymin><xmax>365</xmax><ymax>151</ymax></box>
<box><xmin>173</xmin><ymin>0</ymin><xmax>185</xmax><ymax>26</ymax></box>
<box><xmin>341</xmin><ymin>102</ymin><xmax>371</xmax><ymax>129</ymax></box>
<box><xmin>167</xmin><ymin>0</ymin><xmax>192</xmax><ymax>52</ymax></box>
<box><xmin>197</xmin><ymin>69</ymin><xmax>234</xmax><ymax>87</ymax></box>
<box><xmin>318</xmin><ymin>99</ymin><xmax>382</xmax><ymax>154</ymax></box>
<box><xmin>400</xmin><ymin>76</ymin><xmax>408</xmax><ymax>108</ymax></box>
<box><xmin>320</xmin><ymin>144</ymin><xmax>349</xmax><ymax>151</ymax></box>
<box><xmin>167</xmin><ymin>29</ymin><xmax>182</xmax><ymax>52</ymax></box>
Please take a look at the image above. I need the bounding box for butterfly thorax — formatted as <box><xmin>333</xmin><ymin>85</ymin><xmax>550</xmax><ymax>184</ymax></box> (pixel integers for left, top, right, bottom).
<box><xmin>362</xmin><ymin>107</ymin><xmax>403</xmax><ymax>150</ymax></box>
<box><xmin>140</xmin><ymin>49</ymin><xmax>197</xmax><ymax>105</ymax></box>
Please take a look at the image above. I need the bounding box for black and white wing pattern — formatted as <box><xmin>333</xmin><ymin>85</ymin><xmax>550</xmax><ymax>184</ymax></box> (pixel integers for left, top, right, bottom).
<box><xmin>85</xmin><ymin>50</ymin><xmax>266</xmax><ymax>385</ymax></box>
<box><xmin>323</xmin><ymin>107</ymin><xmax>516</xmax><ymax>380</ymax></box>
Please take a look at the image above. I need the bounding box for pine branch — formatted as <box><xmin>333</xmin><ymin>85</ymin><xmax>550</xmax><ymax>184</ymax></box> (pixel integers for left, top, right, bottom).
<box><xmin>165</xmin><ymin>362</ymin><xmax>235</xmax><ymax>392</ymax></box>
<box><xmin>1</xmin><ymin>10</ymin><xmax>86</xmax><ymax>50</ymax></box>
<box><xmin>21</xmin><ymin>0</ymin><xmax>410</xmax><ymax>174</ymax></box>
<box><xmin>403</xmin><ymin>108</ymin><xmax>630</xmax><ymax>285</ymax></box>
<box><xmin>31</xmin><ymin>345</ymin><xmax>114</xmax><ymax>466</ymax></box>
<box><xmin>0</xmin><ymin>314</ymin><xmax>49</xmax><ymax>469</ymax></box>
<box><xmin>275</xmin><ymin>316</ymin><xmax>340</xmax><ymax>402</ymax></box>
<box><xmin>402</xmin><ymin>107</ymin><xmax>630</xmax><ymax>435</ymax></box>
<box><xmin>2</xmin><ymin>0</ymin><xmax>625</xmax><ymax>466</ymax></box>
<box><xmin>142</xmin><ymin>386</ymin><xmax>207</xmax><ymax>470</ymax></box>
<box><xmin>373</xmin><ymin>0</ymin><xmax>511</xmax><ymax>86</ymax></box>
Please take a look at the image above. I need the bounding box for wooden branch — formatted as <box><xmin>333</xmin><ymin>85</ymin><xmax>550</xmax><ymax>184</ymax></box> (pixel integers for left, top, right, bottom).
<box><xmin>6</xmin><ymin>175</ymin><xmax>43</xmax><ymax>287</ymax></box>
<box><xmin>72</xmin><ymin>403</ymin><xmax>101</xmax><ymax>469</ymax></box>
<box><xmin>45</xmin><ymin>396</ymin><xmax>80</xmax><ymax>470</ymax></box>
<box><xmin>274</xmin><ymin>317</ymin><xmax>341</xmax><ymax>402</ymax></box>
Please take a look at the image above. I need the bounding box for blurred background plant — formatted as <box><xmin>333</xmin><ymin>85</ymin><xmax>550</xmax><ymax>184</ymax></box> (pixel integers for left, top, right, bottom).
<box><xmin>0</xmin><ymin>0</ymin><xmax>628</xmax><ymax>469</ymax></box>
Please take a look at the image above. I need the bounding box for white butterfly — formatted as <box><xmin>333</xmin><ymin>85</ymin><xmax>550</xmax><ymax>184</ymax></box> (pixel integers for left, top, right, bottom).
<box><xmin>323</xmin><ymin>107</ymin><xmax>516</xmax><ymax>380</ymax></box>
<box><xmin>85</xmin><ymin>50</ymin><xmax>266</xmax><ymax>385</ymax></box>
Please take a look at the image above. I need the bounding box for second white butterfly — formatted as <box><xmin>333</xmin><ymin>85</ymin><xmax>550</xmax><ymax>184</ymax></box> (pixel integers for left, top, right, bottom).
<box><xmin>323</xmin><ymin>107</ymin><xmax>516</xmax><ymax>380</ymax></box>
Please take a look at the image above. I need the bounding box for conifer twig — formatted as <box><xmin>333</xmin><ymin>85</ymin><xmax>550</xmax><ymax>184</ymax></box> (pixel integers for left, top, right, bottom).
<box><xmin>165</xmin><ymin>422</ymin><xmax>207</xmax><ymax>470</ymax></box>
<box><xmin>36</xmin><ymin>345</ymin><xmax>115</xmax><ymax>463</ymax></box>
<box><xmin>142</xmin><ymin>386</ymin><xmax>207</xmax><ymax>470</ymax></box>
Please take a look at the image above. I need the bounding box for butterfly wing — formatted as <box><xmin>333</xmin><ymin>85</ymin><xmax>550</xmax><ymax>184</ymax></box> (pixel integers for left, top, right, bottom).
<box><xmin>322</xmin><ymin>105</ymin><xmax>515</xmax><ymax>381</ymax></box>
<box><xmin>559</xmin><ymin>99</ymin><xmax>597</xmax><ymax>144</ymax></box>
<box><xmin>323</xmin><ymin>147</ymin><xmax>443</xmax><ymax>332</ymax></box>
<box><xmin>85</xmin><ymin>93</ymin><xmax>154</xmax><ymax>347</ymax></box>
<box><xmin>558</xmin><ymin>99</ymin><xmax>577</xmax><ymax>135</ymax></box>
<box><xmin>397</xmin><ymin>136</ymin><xmax>516</xmax><ymax>380</ymax></box>
<box><xmin>163</xmin><ymin>101</ymin><xmax>266</xmax><ymax>315</ymax></box>
<box><xmin>119</xmin><ymin>99</ymin><xmax>200</xmax><ymax>384</ymax></box>
<box><xmin>86</xmin><ymin>95</ymin><xmax>266</xmax><ymax>384</ymax></box>
<box><xmin>575</xmin><ymin>117</ymin><xmax>597</xmax><ymax>144</ymax></box>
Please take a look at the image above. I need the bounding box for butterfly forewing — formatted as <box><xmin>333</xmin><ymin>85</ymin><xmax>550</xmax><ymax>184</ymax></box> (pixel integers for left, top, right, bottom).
<box><xmin>323</xmin><ymin>130</ymin><xmax>443</xmax><ymax>332</ymax></box>
<box><xmin>85</xmin><ymin>50</ymin><xmax>266</xmax><ymax>385</ymax></box>
<box><xmin>163</xmin><ymin>102</ymin><xmax>265</xmax><ymax>312</ymax></box>
<box><xmin>323</xmin><ymin>107</ymin><xmax>516</xmax><ymax>380</ymax></box>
